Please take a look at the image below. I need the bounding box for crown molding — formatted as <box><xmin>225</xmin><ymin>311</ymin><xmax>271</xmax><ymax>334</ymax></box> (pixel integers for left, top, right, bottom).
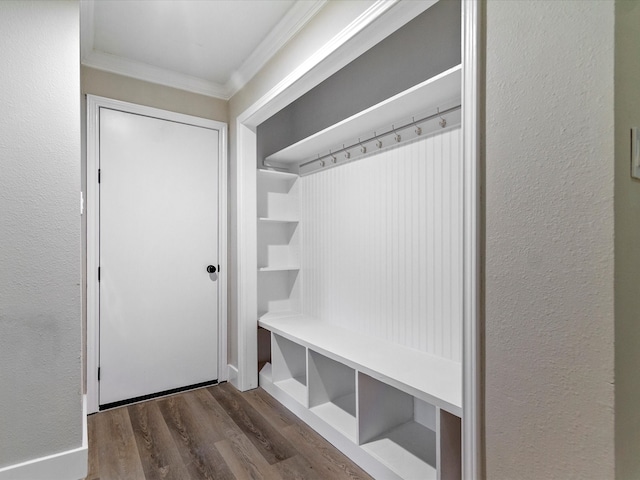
<box><xmin>226</xmin><ymin>0</ymin><xmax>328</xmax><ymax>97</ymax></box>
<box><xmin>82</xmin><ymin>51</ymin><xmax>231</xmax><ymax>99</ymax></box>
<box><xmin>80</xmin><ymin>0</ymin><xmax>327</xmax><ymax>101</ymax></box>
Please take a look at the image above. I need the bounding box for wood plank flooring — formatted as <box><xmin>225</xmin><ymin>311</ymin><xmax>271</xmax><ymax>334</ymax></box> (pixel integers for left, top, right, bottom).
<box><xmin>86</xmin><ymin>383</ymin><xmax>372</xmax><ymax>480</ymax></box>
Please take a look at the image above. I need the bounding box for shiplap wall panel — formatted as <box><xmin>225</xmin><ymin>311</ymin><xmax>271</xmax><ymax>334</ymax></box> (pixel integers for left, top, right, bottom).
<box><xmin>300</xmin><ymin>127</ymin><xmax>462</xmax><ymax>361</ymax></box>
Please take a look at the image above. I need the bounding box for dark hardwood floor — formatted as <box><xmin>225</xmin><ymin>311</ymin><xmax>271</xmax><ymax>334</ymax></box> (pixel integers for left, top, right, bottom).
<box><xmin>86</xmin><ymin>383</ymin><xmax>372</xmax><ymax>480</ymax></box>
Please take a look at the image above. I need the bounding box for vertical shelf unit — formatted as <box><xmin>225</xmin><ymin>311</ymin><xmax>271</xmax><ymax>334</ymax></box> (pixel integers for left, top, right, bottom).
<box><xmin>257</xmin><ymin>169</ymin><xmax>301</xmax><ymax>318</ymax></box>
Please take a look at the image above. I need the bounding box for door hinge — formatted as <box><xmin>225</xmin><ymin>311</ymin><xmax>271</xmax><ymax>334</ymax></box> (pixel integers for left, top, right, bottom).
<box><xmin>98</xmin><ymin>267</ymin><xmax>101</xmax><ymax>281</ymax></box>
<box><xmin>98</xmin><ymin>169</ymin><xmax>101</xmax><ymax>183</ymax></box>
<box><xmin>98</xmin><ymin>367</ymin><xmax>101</xmax><ymax>381</ymax></box>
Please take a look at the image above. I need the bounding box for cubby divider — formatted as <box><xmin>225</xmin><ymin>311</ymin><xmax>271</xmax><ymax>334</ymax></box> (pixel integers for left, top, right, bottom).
<box><xmin>308</xmin><ymin>350</ymin><xmax>357</xmax><ymax>441</ymax></box>
<box><xmin>271</xmin><ymin>334</ymin><xmax>307</xmax><ymax>406</ymax></box>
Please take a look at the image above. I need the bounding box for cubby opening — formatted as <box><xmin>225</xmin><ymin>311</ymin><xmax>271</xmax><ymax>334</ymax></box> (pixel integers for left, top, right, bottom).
<box><xmin>272</xmin><ymin>334</ymin><xmax>307</xmax><ymax>406</ymax></box>
<box><xmin>257</xmin><ymin>326</ymin><xmax>272</xmax><ymax>377</ymax></box>
<box><xmin>358</xmin><ymin>373</ymin><xmax>437</xmax><ymax>480</ymax></box>
<box><xmin>257</xmin><ymin>170</ymin><xmax>298</xmax><ymax>221</ymax></box>
<box><xmin>308</xmin><ymin>350</ymin><xmax>357</xmax><ymax>441</ymax></box>
<box><xmin>257</xmin><ymin>270</ymin><xmax>301</xmax><ymax>318</ymax></box>
<box><xmin>257</xmin><ymin>221</ymin><xmax>299</xmax><ymax>270</ymax></box>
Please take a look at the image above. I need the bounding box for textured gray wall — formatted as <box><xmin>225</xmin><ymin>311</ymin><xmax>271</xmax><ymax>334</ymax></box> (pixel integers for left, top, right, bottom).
<box><xmin>257</xmin><ymin>0</ymin><xmax>461</xmax><ymax>163</ymax></box>
<box><xmin>0</xmin><ymin>0</ymin><xmax>82</xmax><ymax>467</ymax></box>
<box><xmin>485</xmin><ymin>1</ymin><xmax>615</xmax><ymax>478</ymax></box>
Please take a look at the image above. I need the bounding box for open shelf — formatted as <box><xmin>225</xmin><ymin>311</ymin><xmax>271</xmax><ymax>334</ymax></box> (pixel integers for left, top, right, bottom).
<box><xmin>308</xmin><ymin>350</ymin><xmax>357</xmax><ymax>441</ymax></box>
<box><xmin>258</xmin><ymin>217</ymin><xmax>299</xmax><ymax>224</ymax></box>
<box><xmin>258</xmin><ymin>266</ymin><xmax>300</xmax><ymax>272</ymax></box>
<box><xmin>265</xmin><ymin>64</ymin><xmax>461</xmax><ymax>166</ymax></box>
<box><xmin>359</xmin><ymin>373</ymin><xmax>437</xmax><ymax>480</ymax></box>
<box><xmin>258</xmin><ymin>169</ymin><xmax>299</xmax><ymax>181</ymax></box>
<box><xmin>272</xmin><ymin>334</ymin><xmax>307</xmax><ymax>406</ymax></box>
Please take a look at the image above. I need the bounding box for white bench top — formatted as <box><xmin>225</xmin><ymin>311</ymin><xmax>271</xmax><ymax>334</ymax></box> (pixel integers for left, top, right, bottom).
<box><xmin>259</xmin><ymin>312</ymin><xmax>462</xmax><ymax>417</ymax></box>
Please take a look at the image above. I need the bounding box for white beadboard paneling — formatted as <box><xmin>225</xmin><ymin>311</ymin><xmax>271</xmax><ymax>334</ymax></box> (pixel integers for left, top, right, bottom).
<box><xmin>301</xmin><ymin>128</ymin><xmax>462</xmax><ymax>361</ymax></box>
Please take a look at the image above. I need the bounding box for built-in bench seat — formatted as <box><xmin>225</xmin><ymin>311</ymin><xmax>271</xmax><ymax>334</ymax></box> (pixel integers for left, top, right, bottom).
<box><xmin>257</xmin><ymin>311</ymin><xmax>462</xmax><ymax>480</ymax></box>
<box><xmin>258</xmin><ymin>312</ymin><xmax>462</xmax><ymax>416</ymax></box>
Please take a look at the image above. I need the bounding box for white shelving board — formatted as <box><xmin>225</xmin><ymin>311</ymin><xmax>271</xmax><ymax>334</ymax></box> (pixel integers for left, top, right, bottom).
<box><xmin>362</xmin><ymin>421</ymin><xmax>437</xmax><ymax>480</ymax></box>
<box><xmin>258</xmin><ymin>314</ymin><xmax>462</xmax><ymax>416</ymax></box>
<box><xmin>275</xmin><ymin>376</ymin><xmax>307</xmax><ymax>405</ymax></box>
<box><xmin>258</xmin><ymin>217</ymin><xmax>299</xmax><ymax>224</ymax></box>
<box><xmin>257</xmin><ymin>169</ymin><xmax>299</xmax><ymax>181</ymax></box>
<box><xmin>310</xmin><ymin>393</ymin><xmax>357</xmax><ymax>442</ymax></box>
<box><xmin>265</xmin><ymin>64</ymin><xmax>461</xmax><ymax>166</ymax></box>
<box><xmin>258</xmin><ymin>266</ymin><xmax>300</xmax><ymax>272</ymax></box>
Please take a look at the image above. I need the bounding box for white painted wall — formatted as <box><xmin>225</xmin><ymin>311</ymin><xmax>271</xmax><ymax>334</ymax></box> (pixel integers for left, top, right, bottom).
<box><xmin>614</xmin><ymin>1</ymin><xmax>640</xmax><ymax>478</ymax></box>
<box><xmin>301</xmin><ymin>130</ymin><xmax>462</xmax><ymax>362</ymax></box>
<box><xmin>485</xmin><ymin>1</ymin><xmax>615</xmax><ymax>478</ymax></box>
<box><xmin>0</xmin><ymin>0</ymin><xmax>82</xmax><ymax>468</ymax></box>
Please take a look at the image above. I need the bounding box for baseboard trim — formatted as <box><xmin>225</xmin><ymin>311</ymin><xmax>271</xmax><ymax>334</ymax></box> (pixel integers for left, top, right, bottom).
<box><xmin>227</xmin><ymin>364</ymin><xmax>239</xmax><ymax>389</ymax></box>
<box><xmin>0</xmin><ymin>395</ymin><xmax>88</xmax><ymax>480</ymax></box>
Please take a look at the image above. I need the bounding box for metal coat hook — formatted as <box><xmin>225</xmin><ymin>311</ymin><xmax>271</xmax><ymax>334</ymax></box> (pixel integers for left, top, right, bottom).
<box><xmin>317</xmin><ymin>154</ymin><xmax>325</xmax><ymax>167</ymax></box>
<box><xmin>329</xmin><ymin>150</ymin><xmax>337</xmax><ymax>164</ymax></box>
<box><xmin>438</xmin><ymin>108</ymin><xmax>447</xmax><ymax>128</ymax></box>
<box><xmin>358</xmin><ymin>138</ymin><xmax>367</xmax><ymax>154</ymax></box>
<box><xmin>343</xmin><ymin>144</ymin><xmax>351</xmax><ymax>159</ymax></box>
<box><xmin>392</xmin><ymin>124</ymin><xmax>401</xmax><ymax>143</ymax></box>
<box><xmin>374</xmin><ymin>132</ymin><xmax>382</xmax><ymax>149</ymax></box>
<box><xmin>413</xmin><ymin>116</ymin><xmax>422</xmax><ymax>136</ymax></box>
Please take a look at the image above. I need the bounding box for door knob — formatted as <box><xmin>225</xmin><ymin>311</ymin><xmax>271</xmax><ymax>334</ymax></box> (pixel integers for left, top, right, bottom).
<box><xmin>206</xmin><ymin>265</ymin><xmax>217</xmax><ymax>273</ymax></box>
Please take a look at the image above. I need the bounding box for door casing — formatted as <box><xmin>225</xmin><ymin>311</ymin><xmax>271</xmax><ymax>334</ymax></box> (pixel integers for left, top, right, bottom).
<box><xmin>86</xmin><ymin>95</ymin><xmax>228</xmax><ymax>413</ymax></box>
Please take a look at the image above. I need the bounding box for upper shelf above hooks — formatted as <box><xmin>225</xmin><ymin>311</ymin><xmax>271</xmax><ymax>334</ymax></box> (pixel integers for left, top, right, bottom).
<box><xmin>264</xmin><ymin>64</ymin><xmax>462</xmax><ymax>172</ymax></box>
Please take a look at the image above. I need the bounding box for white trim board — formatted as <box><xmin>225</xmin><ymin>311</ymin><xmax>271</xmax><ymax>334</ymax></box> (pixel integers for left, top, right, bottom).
<box><xmin>0</xmin><ymin>396</ymin><xmax>88</xmax><ymax>480</ymax></box>
<box><xmin>461</xmin><ymin>1</ymin><xmax>482</xmax><ymax>478</ymax></box>
<box><xmin>80</xmin><ymin>0</ymin><xmax>326</xmax><ymax>100</ymax></box>
<box><xmin>86</xmin><ymin>95</ymin><xmax>228</xmax><ymax>413</ymax></box>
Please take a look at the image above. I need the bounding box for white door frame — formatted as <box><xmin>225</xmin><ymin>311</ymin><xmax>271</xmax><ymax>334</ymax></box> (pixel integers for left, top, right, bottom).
<box><xmin>86</xmin><ymin>95</ymin><xmax>228</xmax><ymax>414</ymax></box>
<box><xmin>234</xmin><ymin>1</ymin><xmax>481</xmax><ymax>478</ymax></box>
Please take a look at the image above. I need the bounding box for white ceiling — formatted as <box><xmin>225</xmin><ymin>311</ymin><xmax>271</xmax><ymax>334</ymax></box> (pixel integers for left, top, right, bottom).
<box><xmin>80</xmin><ymin>0</ymin><xmax>326</xmax><ymax>100</ymax></box>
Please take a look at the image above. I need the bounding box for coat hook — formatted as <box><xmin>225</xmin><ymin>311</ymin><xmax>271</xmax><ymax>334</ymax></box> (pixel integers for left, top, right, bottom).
<box><xmin>358</xmin><ymin>138</ymin><xmax>367</xmax><ymax>154</ymax></box>
<box><xmin>413</xmin><ymin>116</ymin><xmax>422</xmax><ymax>136</ymax></box>
<box><xmin>438</xmin><ymin>108</ymin><xmax>447</xmax><ymax>128</ymax></box>
<box><xmin>374</xmin><ymin>132</ymin><xmax>382</xmax><ymax>149</ymax></box>
<box><xmin>392</xmin><ymin>124</ymin><xmax>401</xmax><ymax>143</ymax></box>
<box><xmin>343</xmin><ymin>144</ymin><xmax>351</xmax><ymax>159</ymax></box>
<box><xmin>329</xmin><ymin>149</ymin><xmax>337</xmax><ymax>164</ymax></box>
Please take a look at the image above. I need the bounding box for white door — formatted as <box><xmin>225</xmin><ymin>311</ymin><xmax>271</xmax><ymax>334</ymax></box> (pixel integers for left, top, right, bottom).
<box><xmin>98</xmin><ymin>108</ymin><xmax>219</xmax><ymax>407</ymax></box>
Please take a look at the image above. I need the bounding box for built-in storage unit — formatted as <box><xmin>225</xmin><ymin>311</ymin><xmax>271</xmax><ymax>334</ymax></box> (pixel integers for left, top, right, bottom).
<box><xmin>254</xmin><ymin>2</ymin><xmax>463</xmax><ymax>478</ymax></box>
<box><xmin>271</xmin><ymin>333</ymin><xmax>306</xmax><ymax>406</ymax></box>
<box><xmin>309</xmin><ymin>350</ymin><xmax>357</xmax><ymax>441</ymax></box>
<box><xmin>359</xmin><ymin>373</ymin><xmax>437</xmax><ymax>479</ymax></box>
<box><xmin>258</xmin><ymin>315</ymin><xmax>462</xmax><ymax>480</ymax></box>
<box><xmin>257</xmin><ymin>169</ymin><xmax>301</xmax><ymax>317</ymax></box>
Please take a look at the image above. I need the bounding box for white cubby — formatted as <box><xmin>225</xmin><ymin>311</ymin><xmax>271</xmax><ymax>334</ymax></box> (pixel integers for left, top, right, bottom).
<box><xmin>358</xmin><ymin>373</ymin><xmax>437</xmax><ymax>480</ymax></box>
<box><xmin>271</xmin><ymin>334</ymin><xmax>307</xmax><ymax>406</ymax></box>
<box><xmin>257</xmin><ymin>169</ymin><xmax>298</xmax><ymax>221</ymax></box>
<box><xmin>257</xmin><ymin>270</ymin><xmax>301</xmax><ymax>317</ymax></box>
<box><xmin>257</xmin><ymin>219</ymin><xmax>299</xmax><ymax>269</ymax></box>
<box><xmin>308</xmin><ymin>350</ymin><xmax>357</xmax><ymax>441</ymax></box>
